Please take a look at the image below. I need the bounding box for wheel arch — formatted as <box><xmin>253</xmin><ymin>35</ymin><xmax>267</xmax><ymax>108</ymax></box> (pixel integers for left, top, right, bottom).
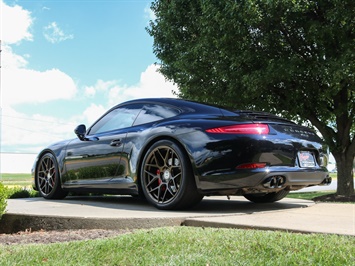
<box><xmin>34</xmin><ymin>149</ymin><xmax>65</xmax><ymax>190</ymax></box>
<box><xmin>135</xmin><ymin>135</ymin><xmax>199</xmax><ymax>194</ymax></box>
<box><xmin>34</xmin><ymin>149</ymin><xmax>69</xmax><ymax>199</ymax></box>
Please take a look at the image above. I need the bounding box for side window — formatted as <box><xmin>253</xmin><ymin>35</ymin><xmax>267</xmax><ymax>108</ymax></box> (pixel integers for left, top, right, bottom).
<box><xmin>88</xmin><ymin>104</ymin><xmax>143</xmax><ymax>135</ymax></box>
<box><xmin>133</xmin><ymin>104</ymin><xmax>180</xmax><ymax>126</ymax></box>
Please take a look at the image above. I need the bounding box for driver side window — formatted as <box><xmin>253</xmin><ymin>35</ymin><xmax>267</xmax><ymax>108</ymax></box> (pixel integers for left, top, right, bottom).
<box><xmin>88</xmin><ymin>104</ymin><xmax>142</xmax><ymax>135</ymax></box>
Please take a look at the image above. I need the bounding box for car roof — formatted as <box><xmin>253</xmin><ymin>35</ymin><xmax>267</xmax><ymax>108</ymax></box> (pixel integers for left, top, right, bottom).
<box><xmin>116</xmin><ymin>98</ymin><xmax>293</xmax><ymax>123</ymax></box>
<box><xmin>116</xmin><ymin>98</ymin><xmax>226</xmax><ymax>115</ymax></box>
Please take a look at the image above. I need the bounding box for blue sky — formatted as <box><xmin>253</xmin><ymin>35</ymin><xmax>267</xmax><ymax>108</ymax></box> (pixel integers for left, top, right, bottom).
<box><xmin>0</xmin><ymin>0</ymin><xmax>178</xmax><ymax>156</ymax></box>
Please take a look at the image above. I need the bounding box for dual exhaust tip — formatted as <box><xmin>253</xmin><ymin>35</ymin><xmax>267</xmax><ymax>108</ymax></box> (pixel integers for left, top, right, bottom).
<box><xmin>262</xmin><ymin>175</ymin><xmax>332</xmax><ymax>189</ymax></box>
<box><xmin>262</xmin><ymin>176</ymin><xmax>286</xmax><ymax>189</ymax></box>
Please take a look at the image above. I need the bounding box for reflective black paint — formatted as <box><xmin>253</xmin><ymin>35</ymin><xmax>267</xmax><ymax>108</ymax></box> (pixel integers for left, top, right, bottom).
<box><xmin>32</xmin><ymin>98</ymin><xmax>329</xmax><ymax>200</ymax></box>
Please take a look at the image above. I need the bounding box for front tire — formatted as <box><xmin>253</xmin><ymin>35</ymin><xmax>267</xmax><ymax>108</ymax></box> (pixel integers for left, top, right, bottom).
<box><xmin>140</xmin><ymin>140</ymin><xmax>203</xmax><ymax>210</ymax></box>
<box><xmin>36</xmin><ymin>153</ymin><xmax>68</xmax><ymax>199</ymax></box>
<box><xmin>244</xmin><ymin>190</ymin><xmax>289</xmax><ymax>203</ymax></box>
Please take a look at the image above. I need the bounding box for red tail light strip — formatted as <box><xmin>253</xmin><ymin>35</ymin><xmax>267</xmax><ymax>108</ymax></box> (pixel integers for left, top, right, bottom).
<box><xmin>206</xmin><ymin>124</ymin><xmax>269</xmax><ymax>134</ymax></box>
<box><xmin>236</xmin><ymin>163</ymin><xmax>267</xmax><ymax>169</ymax></box>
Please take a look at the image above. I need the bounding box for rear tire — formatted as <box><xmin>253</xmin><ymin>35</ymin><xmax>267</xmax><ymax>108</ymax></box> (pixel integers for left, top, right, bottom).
<box><xmin>244</xmin><ymin>190</ymin><xmax>289</xmax><ymax>203</ymax></box>
<box><xmin>140</xmin><ymin>140</ymin><xmax>203</xmax><ymax>210</ymax></box>
<box><xmin>36</xmin><ymin>153</ymin><xmax>68</xmax><ymax>199</ymax></box>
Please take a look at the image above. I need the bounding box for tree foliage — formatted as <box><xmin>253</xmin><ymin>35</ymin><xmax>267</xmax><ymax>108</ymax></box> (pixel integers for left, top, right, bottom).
<box><xmin>148</xmin><ymin>0</ymin><xmax>355</xmax><ymax>195</ymax></box>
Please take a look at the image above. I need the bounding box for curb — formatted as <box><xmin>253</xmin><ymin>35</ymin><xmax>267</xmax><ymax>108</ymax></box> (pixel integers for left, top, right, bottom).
<box><xmin>2</xmin><ymin>197</ymin><xmax>353</xmax><ymax>236</ymax></box>
<box><xmin>182</xmin><ymin>218</ymin><xmax>315</xmax><ymax>235</ymax></box>
<box><xmin>0</xmin><ymin>213</ymin><xmax>185</xmax><ymax>234</ymax></box>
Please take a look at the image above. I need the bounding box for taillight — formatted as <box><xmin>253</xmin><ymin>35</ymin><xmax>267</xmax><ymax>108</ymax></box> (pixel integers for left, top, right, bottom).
<box><xmin>206</xmin><ymin>124</ymin><xmax>269</xmax><ymax>134</ymax></box>
<box><xmin>236</xmin><ymin>163</ymin><xmax>267</xmax><ymax>169</ymax></box>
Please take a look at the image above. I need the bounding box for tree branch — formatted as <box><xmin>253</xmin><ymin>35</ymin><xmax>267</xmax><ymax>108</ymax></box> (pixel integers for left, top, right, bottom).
<box><xmin>307</xmin><ymin>113</ymin><xmax>337</xmax><ymax>150</ymax></box>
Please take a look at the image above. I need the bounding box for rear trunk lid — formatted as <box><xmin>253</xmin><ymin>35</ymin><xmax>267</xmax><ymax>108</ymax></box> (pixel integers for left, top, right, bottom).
<box><xmin>235</xmin><ymin>111</ymin><xmax>320</xmax><ymax>141</ymax></box>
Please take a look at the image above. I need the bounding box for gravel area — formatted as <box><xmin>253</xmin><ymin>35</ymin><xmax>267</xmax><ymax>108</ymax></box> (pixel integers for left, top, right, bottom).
<box><xmin>0</xmin><ymin>229</ymin><xmax>133</xmax><ymax>245</ymax></box>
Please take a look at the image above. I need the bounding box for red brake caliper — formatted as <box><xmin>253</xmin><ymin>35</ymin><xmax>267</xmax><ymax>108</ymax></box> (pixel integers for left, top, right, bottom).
<box><xmin>157</xmin><ymin>169</ymin><xmax>161</xmax><ymax>185</ymax></box>
<box><xmin>156</xmin><ymin>169</ymin><xmax>166</xmax><ymax>191</ymax></box>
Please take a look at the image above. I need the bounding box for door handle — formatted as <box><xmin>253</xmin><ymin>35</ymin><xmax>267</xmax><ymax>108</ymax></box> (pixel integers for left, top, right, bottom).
<box><xmin>110</xmin><ymin>139</ymin><xmax>122</xmax><ymax>147</ymax></box>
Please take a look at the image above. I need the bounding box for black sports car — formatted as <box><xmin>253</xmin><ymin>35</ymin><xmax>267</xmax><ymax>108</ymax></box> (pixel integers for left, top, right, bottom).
<box><xmin>32</xmin><ymin>98</ymin><xmax>330</xmax><ymax>210</ymax></box>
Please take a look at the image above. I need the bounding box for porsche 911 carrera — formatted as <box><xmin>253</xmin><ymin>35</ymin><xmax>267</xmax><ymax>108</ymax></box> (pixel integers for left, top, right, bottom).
<box><xmin>32</xmin><ymin>98</ymin><xmax>330</xmax><ymax>210</ymax></box>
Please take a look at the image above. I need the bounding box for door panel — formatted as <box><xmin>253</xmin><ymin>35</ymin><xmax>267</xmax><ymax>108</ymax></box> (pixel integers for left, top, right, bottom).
<box><xmin>63</xmin><ymin>133</ymin><xmax>126</xmax><ymax>186</ymax></box>
<box><xmin>62</xmin><ymin>103</ymin><xmax>144</xmax><ymax>188</ymax></box>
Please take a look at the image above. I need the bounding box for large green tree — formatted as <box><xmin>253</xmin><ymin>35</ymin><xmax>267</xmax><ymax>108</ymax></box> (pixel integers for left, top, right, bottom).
<box><xmin>148</xmin><ymin>0</ymin><xmax>355</xmax><ymax>196</ymax></box>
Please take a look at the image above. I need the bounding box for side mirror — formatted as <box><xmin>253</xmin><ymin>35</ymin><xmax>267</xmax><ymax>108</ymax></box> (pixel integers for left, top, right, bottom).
<box><xmin>74</xmin><ymin>124</ymin><xmax>87</xmax><ymax>140</ymax></box>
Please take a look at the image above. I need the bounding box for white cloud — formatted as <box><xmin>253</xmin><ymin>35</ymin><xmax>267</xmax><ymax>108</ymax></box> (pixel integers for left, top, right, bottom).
<box><xmin>83</xmin><ymin>103</ymin><xmax>106</xmax><ymax>125</ymax></box>
<box><xmin>84</xmin><ymin>79</ymin><xmax>117</xmax><ymax>98</ymax></box>
<box><xmin>43</xmin><ymin>22</ymin><xmax>74</xmax><ymax>43</ymax></box>
<box><xmin>107</xmin><ymin>64</ymin><xmax>178</xmax><ymax>107</ymax></box>
<box><xmin>95</xmin><ymin>80</ymin><xmax>117</xmax><ymax>91</ymax></box>
<box><xmin>0</xmin><ymin>1</ymin><xmax>79</xmax><ymax>154</ymax></box>
<box><xmin>1</xmin><ymin>3</ymin><xmax>77</xmax><ymax>108</ymax></box>
<box><xmin>85</xmin><ymin>86</ymin><xmax>96</xmax><ymax>97</ymax></box>
<box><xmin>0</xmin><ymin>1</ymin><xmax>179</xmax><ymax>160</ymax></box>
<box><xmin>1</xmin><ymin>107</ymin><xmax>77</xmax><ymax>153</ymax></box>
<box><xmin>1</xmin><ymin>153</ymin><xmax>37</xmax><ymax>173</ymax></box>
<box><xmin>0</xmin><ymin>0</ymin><xmax>33</xmax><ymax>44</ymax></box>
<box><xmin>83</xmin><ymin>65</ymin><xmax>178</xmax><ymax>109</ymax></box>
<box><xmin>144</xmin><ymin>4</ymin><xmax>156</xmax><ymax>21</ymax></box>
<box><xmin>1</xmin><ymin>45</ymin><xmax>28</xmax><ymax>69</ymax></box>
<box><xmin>2</xmin><ymin>67</ymin><xmax>77</xmax><ymax>107</ymax></box>
<box><xmin>82</xmin><ymin>65</ymin><xmax>178</xmax><ymax>123</ymax></box>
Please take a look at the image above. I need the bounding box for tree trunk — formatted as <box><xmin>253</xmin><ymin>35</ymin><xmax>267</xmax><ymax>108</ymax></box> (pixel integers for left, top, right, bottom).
<box><xmin>333</xmin><ymin>152</ymin><xmax>354</xmax><ymax>196</ymax></box>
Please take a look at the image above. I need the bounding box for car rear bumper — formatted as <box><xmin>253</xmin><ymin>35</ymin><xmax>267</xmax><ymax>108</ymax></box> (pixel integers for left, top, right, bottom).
<box><xmin>196</xmin><ymin>166</ymin><xmax>330</xmax><ymax>195</ymax></box>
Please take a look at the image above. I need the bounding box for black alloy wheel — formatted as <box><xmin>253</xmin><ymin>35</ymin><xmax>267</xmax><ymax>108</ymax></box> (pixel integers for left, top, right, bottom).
<box><xmin>36</xmin><ymin>153</ymin><xmax>68</xmax><ymax>199</ymax></box>
<box><xmin>243</xmin><ymin>190</ymin><xmax>289</xmax><ymax>203</ymax></box>
<box><xmin>141</xmin><ymin>140</ymin><xmax>203</xmax><ymax>210</ymax></box>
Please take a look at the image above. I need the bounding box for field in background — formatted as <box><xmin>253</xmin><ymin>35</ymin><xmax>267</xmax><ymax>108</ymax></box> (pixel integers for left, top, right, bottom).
<box><xmin>0</xmin><ymin>173</ymin><xmax>32</xmax><ymax>187</ymax></box>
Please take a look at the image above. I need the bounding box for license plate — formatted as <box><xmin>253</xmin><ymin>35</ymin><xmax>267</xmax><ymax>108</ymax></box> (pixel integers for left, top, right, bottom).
<box><xmin>298</xmin><ymin>151</ymin><xmax>316</xmax><ymax>167</ymax></box>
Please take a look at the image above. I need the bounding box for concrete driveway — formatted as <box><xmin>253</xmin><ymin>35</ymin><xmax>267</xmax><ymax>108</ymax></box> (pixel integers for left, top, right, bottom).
<box><xmin>297</xmin><ymin>178</ymin><xmax>355</xmax><ymax>192</ymax></box>
<box><xmin>1</xmin><ymin>196</ymin><xmax>354</xmax><ymax>236</ymax></box>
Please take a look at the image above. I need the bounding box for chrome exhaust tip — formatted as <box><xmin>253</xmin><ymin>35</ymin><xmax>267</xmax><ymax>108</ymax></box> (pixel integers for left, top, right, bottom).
<box><xmin>320</xmin><ymin>176</ymin><xmax>332</xmax><ymax>186</ymax></box>
<box><xmin>262</xmin><ymin>176</ymin><xmax>286</xmax><ymax>189</ymax></box>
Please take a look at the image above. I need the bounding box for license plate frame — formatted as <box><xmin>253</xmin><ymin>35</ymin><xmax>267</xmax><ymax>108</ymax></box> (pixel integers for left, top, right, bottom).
<box><xmin>298</xmin><ymin>151</ymin><xmax>316</xmax><ymax>168</ymax></box>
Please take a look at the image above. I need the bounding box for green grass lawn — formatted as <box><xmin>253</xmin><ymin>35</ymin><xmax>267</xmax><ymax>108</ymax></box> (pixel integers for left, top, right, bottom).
<box><xmin>287</xmin><ymin>191</ymin><xmax>336</xmax><ymax>201</ymax></box>
<box><xmin>0</xmin><ymin>173</ymin><xmax>32</xmax><ymax>187</ymax></box>
<box><xmin>0</xmin><ymin>173</ymin><xmax>354</xmax><ymax>265</ymax></box>
<box><xmin>329</xmin><ymin>172</ymin><xmax>337</xmax><ymax>179</ymax></box>
<box><xmin>0</xmin><ymin>227</ymin><xmax>354</xmax><ymax>265</ymax></box>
